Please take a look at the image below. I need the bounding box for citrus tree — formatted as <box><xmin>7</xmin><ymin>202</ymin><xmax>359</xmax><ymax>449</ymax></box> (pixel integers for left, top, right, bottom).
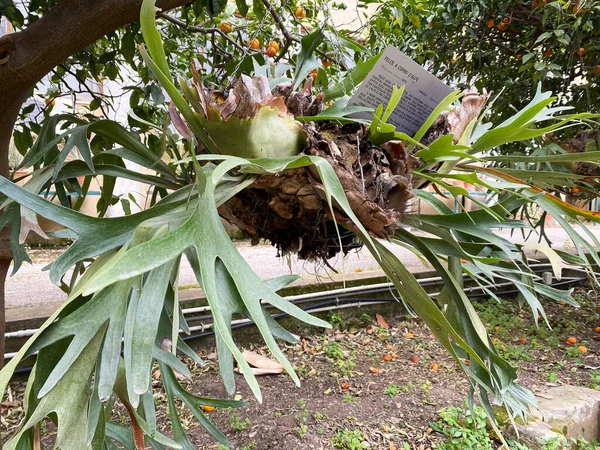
<box><xmin>365</xmin><ymin>0</ymin><xmax>600</xmax><ymax>121</ymax></box>
<box><xmin>2</xmin><ymin>0</ymin><xmax>600</xmax><ymax>449</ymax></box>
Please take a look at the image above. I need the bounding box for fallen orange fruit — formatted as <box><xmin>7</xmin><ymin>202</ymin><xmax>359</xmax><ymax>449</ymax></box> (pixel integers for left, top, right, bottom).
<box><xmin>383</xmin><ymin>354</ymin><xmax>393</xmax><ymax>362</ymax></box>
<box><xmin>201</xmin><ymin>405</ymin><xmax>215</xmax><ymax>413</ymax></box>
<box><xmin>369</xmin><ymin>367</ymin><xmax>380</xmax><ymax>374</ymax></box>
<box><xmin>430</xmin><ymin>363</ymin><xmax>439</xmax><ymax>371</ymax></box>
<box><xmin>578</xmin><ymin>346</ymin><xmax>588</xmax><ymax>353</ymax></box>
<box><xmin>567</xmin><ymin>336</ymin><xmax>577</xmax><ymax>344</ymax></box>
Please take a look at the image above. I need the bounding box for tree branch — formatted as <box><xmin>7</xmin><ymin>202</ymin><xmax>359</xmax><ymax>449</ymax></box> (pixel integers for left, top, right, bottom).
<box><xmin>58</xmin><ymin>64</ymin><xmax>111</xmax><ymax>118</ymax></box>
<box><xmin>0</xmin><ymin>0</ymin><xmax>192</xmax><ymax>91</ymax></box>
<box><xmin>159</xmin><ymin>12</ymin><xmax>244</xmax><ymax>52</ymax></box>
<box><xmin>262</xmin><ymin>0</ymin><xmax>297</xmax><ymax>46</ymax></box>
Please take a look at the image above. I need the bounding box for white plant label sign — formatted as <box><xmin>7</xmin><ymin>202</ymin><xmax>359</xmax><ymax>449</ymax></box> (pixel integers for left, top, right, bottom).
<box><xmin>349</xmin><ymin>45</ymin><xmax>452</xmax><ymax>136</ymax></box>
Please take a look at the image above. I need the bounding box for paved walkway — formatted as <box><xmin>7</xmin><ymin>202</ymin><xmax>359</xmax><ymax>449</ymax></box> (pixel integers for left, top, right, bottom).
<box><xmin>6</xmin><ymin>226</ymin><xmax>599</xmax><ymax>310</ymax></box>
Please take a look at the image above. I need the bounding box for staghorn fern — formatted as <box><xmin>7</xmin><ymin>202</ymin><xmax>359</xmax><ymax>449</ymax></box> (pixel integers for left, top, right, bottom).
<box><xmin>2</xmin><ymin>0</ymin><xmax>600</xmax><ymax>447</ymax></box>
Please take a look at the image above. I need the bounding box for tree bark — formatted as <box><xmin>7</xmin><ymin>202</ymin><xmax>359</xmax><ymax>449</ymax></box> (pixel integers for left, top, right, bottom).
<box><xmin>0</xmin><ymin>0</ymin><xmax>190</xmax><ymax>369</ymax></box>
<box><xmin>0</xmin><ymin>91</ymin><xmax>26</xmax><ymax>369</ymax></box>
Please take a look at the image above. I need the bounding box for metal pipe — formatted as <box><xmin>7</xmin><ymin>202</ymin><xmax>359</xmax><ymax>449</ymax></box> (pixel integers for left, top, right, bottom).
<box><xmin>3</xmin><ymin>272</ymin><xmax>590</xmax><ymax>362</ymax></box>
<box><xmin>177</xmin><ymin>263</ymin><xmax>588</xmax><ymax>315</ymax></box>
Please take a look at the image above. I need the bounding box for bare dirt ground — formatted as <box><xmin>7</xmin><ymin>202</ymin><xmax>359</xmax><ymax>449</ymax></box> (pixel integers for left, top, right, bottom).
<box><xmin>2</xmin><ymin>285</ymin><xmax>600</xmax><ymax>449</ymax></box>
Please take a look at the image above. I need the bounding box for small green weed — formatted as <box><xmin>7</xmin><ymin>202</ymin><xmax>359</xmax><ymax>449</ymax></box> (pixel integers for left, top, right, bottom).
<box><xmin>500</xmin><ymin>343</ymin><xmax>535</xmax><ymax>363</ymax></box>
<box><xmin>328</xmin><ymin>313</ymin><xmax>344</xmax><ymax>326</ymax></box>
<box><xmin>545</xmin><ymin>371</ymin><xmax>559</xmax><ymax>383</ymax></box>
<box><xmin>540</xmin><ymin>436</ymin><xmax>598</xmax><ymax>450</ymax></box>
<box><xmin>384</xmin><ymin>384</ymin><xmax>400</xmax><ymax>398</ymax></box>
<box><xmin>421</xmin><ymin>380</ymin><xmax>433</xmax><ymax>405</ymax></box>
<box><xmin>296</xmin><ymin>399</ymin><xmax>309</xmax><ymax>437</ymax></box>
<box><xmin>589</xmin><ymin>370</ymin><xmax>600</xmax><ymax>389</ymax></box>
<box><xmin>326</xmin><ymin>342</ymin><xmax>356</xmax><ymax>376</ymax></box>
<box><xmin>296</xmin><ymin>399</ymin><xmax>309</xmax><ymax>422</ymax></box>
<box><xmin>314</xmin><ymin>411</ymin><xmax>328</xmax><ymax>421</ymax></box>
<box><xmin>228</xmin><ymin>412</ymin><xmax>250</xmax><ymax>431</ymax></box>
<box><xmin>431</xmin><ymin>403</ymin><xmax>492</xmax><ymax>450</ymax></box>
<box><xmin>343</xmin><ymin>393</ymin><xmax>357</xmax><ymax>405</ymax></box>
<box><xmin>326</xmin><ymin>342</ymin><xmax>345</xmax><ymax>360</ymax></box>
<box><xmin>331</xmin><ymin>428</ymin><xmax>367</xmax><ymax>449</ymax></box>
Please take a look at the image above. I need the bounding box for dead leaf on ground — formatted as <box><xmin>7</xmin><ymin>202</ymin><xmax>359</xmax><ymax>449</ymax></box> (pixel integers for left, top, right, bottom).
<box><xmin>241</xmin><ymin>350</ymin><xmax>284</xmax><ymax>374</ymax></box>
<box><xmin>376</xmin><ymin>313</ymin><xmax>389</xmax><ymax>329</ymax></box>
<box><xmin>0</xmin><ymin>401</ymin><xmax>20</xmax><ymax>410</ymax></box>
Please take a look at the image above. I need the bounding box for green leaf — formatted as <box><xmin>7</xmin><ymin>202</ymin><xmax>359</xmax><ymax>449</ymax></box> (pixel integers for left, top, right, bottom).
<box><xmin>481</xmin><ymin>151</ymin><xmax>600</xmax><ymax>163</ymax></box>
<box><xmin>0</xmin><ymin>176</ymin><xmax>188</xmax><ymax>284</ymax></box>
<box><xmin>27</xmin><ymin>280</ymin><xmax>134</xmax><ymax>398</ymax></box>
<box><xmin>471</xmin><ymin>84</ymin><xmax>599</xmax><ymax>154</ymax></box>
<box><xmin>294</xmin><ymin>28</ymin><xmax>325</xmax><ymax>90</ymax></box>
<box><xmin>0</xmin><ymin>0</ymin><xmax>25</xmax><ymax>27</ymax></box>
<box><xmin>296</xmin><ymin>97</ymin><xmax>373</xmax><ymax>123</ymax></box>
<box><xmin>489</xmin><ymin>168</ymin><xmax>588</xmax><ymax>185</ymax></box>
<box><xmin>329</xmin><ymin>32</ymin><xmax>370</xmax><ymax>54</ymax></box>
<box><xmin>53</xmin><ymin>125</ymin><xmax>95</xmax><ymax>179</ymax></box>
<box><xmin>139</xmin><ymin>46</ymin><xmax>217</xmax><ymax>154</ymax></box>
<box><xmin>0</xmin><ymin>204</ymin><xmax>32</xmax><ymax>274</ymax></box>
<box><xmin>236</xmin><ymin>0</ymin><xmax>249</xmax><ymax>16</ymax></box>
<box><xmin>57</xmin><ymin>160</ymin><xmax>180</xmax><ymax>190</ymax></box>
<box><xmin>369</xmin><ymin>86</ymin><xmax>425</xmax><ymax>148</ymax></box>
<box><xmin>130</xmin><ymin>260</ymin><xmax>177</xmax><ymax>399</ymax></box>
<box><xmin>4</xmin><ymin>327</ymin><xmax>105</xmax><ymax>450</ymax></box>
<box><xmin>21</xmin><ymin>114</ymin><xmax>85</xmax><ymax>168</ymax></box>
<box><xmin>105</xmin><ymin>423</ymin><xmax>136</xmax><ymax>450</ymax></box>
<box><xmin>414</xmin><ymin>134</ymin><xmax>474</xmax><ymax>164</ymax></box>
<box><xmin>323</xmin><ymin>51</ymin><xmax>383</xmax><ymax>101</ymax></box>
<box><xmin>410</xmin><ymin>89</ymin><xmax>463</xmax><ymax>150</ymax></box>
<box><xmin>121</xmin><ymin>31</ymin><xmax>136</xmax><ymax>64</ymax></box>
<box><xmin>13</xmin><ymin>127</ymin><xmax>34</xmax><ymax>155</ymax></box>
<box><xmin>89</xmin><ymin>120</ymin><xmax>176</xmax><ymax>178</ymax></box>
<box><xmin>388</xmin><ymin>230</ymin><xmax>535</xmax><ymax>422</ymax></box>
<box><xmin>252</xmin><ymin>0</ymin><xmax>265</xmax><ymax>19</ymax></box>
<box><xmin>140</xmin><ymin>0</ymin><xmax>171</xmax><ymax>78</ymax></box>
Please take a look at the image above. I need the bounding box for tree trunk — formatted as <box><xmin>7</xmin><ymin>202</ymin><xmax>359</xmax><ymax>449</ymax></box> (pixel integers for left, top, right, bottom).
<box><xmin>0</xmin><ymin>0</ymin><xmax>190</xmax><ymax>369</ymax></box>
<box><xmin>0</xmin><ymin>256</ymin><xmax>9</xmax><ymax>368</ymax></box>
<box><xmin>0</xmin><ymin>92</ymin><xmax>26</xmax><ymax>369</ymax></box>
